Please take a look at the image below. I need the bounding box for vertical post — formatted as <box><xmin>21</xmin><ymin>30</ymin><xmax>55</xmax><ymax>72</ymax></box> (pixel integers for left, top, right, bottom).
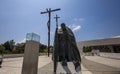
<box><xmin>48</xmin><ymin>9</ymin><xmax>51</xmax><ymax>57</ymax></box>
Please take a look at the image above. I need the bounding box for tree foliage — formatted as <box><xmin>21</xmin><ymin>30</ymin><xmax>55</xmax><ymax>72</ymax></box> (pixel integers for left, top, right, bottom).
<box><xmin>0</xmin><ymin>45</ymin><xmax>5</xmax><ymax>54</ymax></box>
<box><xmin>13</xmin><ymin>43</ymin><xmax>25</xmax><ymax>54</ymax></box>
<box><xmin>39</xmin><ymin>43</ymin><xmax>47</xmax><ymax>53</ymax></box>
<box><xmin>83</xmin><ymin>46</ymin><xmax>92</xmax><ymax>53</ymax></box>
<box><xmin>39</xmin><ymin>44</ymin><xmax>54</xmax><ymax>53</ymax></box>
<box><xmin>0</xmin><ymin>39</ymin><xmax>52</xmax><ymax>54</ymax></box>
<box><xmin>3</xmin><ymin>40</ymin><xmax>15</xmax><ymax>52</ymax></box>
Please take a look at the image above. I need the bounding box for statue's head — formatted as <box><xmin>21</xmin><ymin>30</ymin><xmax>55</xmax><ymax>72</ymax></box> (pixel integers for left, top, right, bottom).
<box><xmin>61</xmin><ymin>23</ymin><xmax>65</xmax><ymax>27</ymax></box>
<box><xmin>61</xmin><ymin>23</ymin><xmax>66</xmax><ymax>30</ymax></box>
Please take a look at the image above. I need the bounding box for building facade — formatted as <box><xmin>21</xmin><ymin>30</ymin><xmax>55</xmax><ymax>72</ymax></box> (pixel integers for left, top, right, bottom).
<box><xmin>77</xmin><ymin>37</ymin><xmax>120</xmax><ymax>53</ymax></box>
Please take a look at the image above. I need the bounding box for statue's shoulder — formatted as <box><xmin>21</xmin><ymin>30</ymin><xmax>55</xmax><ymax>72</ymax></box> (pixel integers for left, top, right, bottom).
<box><xmin>57</xmin><ymin>28</ymin><xmax>63</xmax><ymax>34</ymax></box>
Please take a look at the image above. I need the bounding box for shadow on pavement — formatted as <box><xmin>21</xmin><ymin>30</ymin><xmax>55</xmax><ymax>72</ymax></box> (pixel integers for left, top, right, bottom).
<box><xmin>82</xmin><ymin>56</ymin><xmax>120</xmax><ymax>74</ymax></box>
<box><xmin>38</xmin><ymin>62</ymin><xmax>53</xmax><ymax>74</ymax></box>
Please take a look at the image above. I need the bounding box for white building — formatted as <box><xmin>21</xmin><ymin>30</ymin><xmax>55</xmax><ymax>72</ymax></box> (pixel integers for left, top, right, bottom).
<box><xmin>77</xmin><ymin>36</ymin><xmax>120</xmax><ymax>58</ymax></box>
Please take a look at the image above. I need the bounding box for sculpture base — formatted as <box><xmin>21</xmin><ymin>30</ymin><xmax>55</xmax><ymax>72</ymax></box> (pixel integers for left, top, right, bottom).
<box><xmin>22</xmin><ymin>41</ymin><xmax>39</xmax><ymax>74</ymax></box>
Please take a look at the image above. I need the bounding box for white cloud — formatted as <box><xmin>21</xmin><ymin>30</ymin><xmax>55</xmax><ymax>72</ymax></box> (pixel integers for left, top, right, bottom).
<box><xmin>112</xmin><ymin>35</ymin><xmax>120</xmax><ymax>38</ymax></box>
<box><xmin>17</xmin><ymin>38</ymin><xmax>26</xmax><ymax>44</ymax></box>
<box><xmin>72</xmin><ymin>25</ymin><xmax>81</xmax><ymax>32</ymax></box>
<box><xmin>68</xmin><ymin>24</ymin><xmax>81</xmax><ymax>32</ymax></box>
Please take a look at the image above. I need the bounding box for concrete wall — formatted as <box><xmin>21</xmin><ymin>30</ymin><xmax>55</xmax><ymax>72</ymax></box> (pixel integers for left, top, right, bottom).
<box><xmin>2</xmin><ymin>53</ymin><xmax>49</xmax><ymax>58</ymax></box>
<box><xmin>78</xmin><ymin>38</ymin><xmax>120</xmax><ymax>47</ymax></box>
<box><xmin>3</xmin><ymin>54</ymin><xmax>24</xmax><ymax>58</ymax></box>
<box><xmin>100</xmin><ymin>52</ymin><xmax>120</xmax><ymax>59</ymax></box>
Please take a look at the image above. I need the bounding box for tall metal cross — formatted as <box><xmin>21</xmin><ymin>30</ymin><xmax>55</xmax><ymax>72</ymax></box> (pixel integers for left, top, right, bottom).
<box><xmin>41</xmin><ymin>8</ymin><xmax>61</xmax><ymax>57</ymax></box>
<box><xmin>54</xmin><ymin>15</ymin><xmax>60</xmax><ymax>29</ymax></box>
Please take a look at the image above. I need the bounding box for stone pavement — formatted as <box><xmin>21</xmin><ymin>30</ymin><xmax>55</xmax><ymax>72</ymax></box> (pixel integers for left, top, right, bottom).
<box><xmin>38</xmin><ymin>55</ymin><xmax>92</xmax><ymax>74</ymax></box>
<box><xmin>38</xmin><ymin>56</ymin><xmax>120</xmax><ymax>74</ymax></box>
<box><xmin>82</xmin><ymin>56</ymin><xmax>120</xmax><ymax>74</ymax></box>
<box><xmin>0</xmin><ymin>55</ymin><xmax>92</xmax><ymax>74</ymax></box>
<box><xmin>0</xmin><ymin>55</ymin><xmax>120</xmax><ymax>74</ymax></box>
<box><xmin>38</xmin><ymin>62</ymin><xmax>92</xmax><ymax>74</ymax></box>
<box><xmin>0</xmin><ymin>55</ymin><xmax>52</xmax><ymax>74</ymax></box>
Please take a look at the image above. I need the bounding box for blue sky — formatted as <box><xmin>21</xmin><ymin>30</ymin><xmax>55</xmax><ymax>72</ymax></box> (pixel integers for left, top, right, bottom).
<box><xmin>0</xmin><ymin>0</ymin><xmax>120</xmax><ymax>45</ymax></box>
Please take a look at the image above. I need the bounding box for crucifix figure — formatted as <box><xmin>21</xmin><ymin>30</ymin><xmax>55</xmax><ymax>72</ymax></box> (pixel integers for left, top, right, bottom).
<box><xmin>41</xmin><ymin>8</ymin><xmax>61</xmax><ymax>57</ymax></box>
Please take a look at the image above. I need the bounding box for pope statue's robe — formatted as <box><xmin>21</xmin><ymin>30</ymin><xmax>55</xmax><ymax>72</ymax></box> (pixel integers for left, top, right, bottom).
<box><xmin>53</xmin><ymin>23</ymin><xmax>81</xmax><ymax>73</ymax></box>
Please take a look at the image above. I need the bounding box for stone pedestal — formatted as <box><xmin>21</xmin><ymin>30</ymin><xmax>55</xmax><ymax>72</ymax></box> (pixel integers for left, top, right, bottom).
<box><xmin>22</xmin><ymin>41</ymin><xmax>39</xmax><ymax>74</ymax></box>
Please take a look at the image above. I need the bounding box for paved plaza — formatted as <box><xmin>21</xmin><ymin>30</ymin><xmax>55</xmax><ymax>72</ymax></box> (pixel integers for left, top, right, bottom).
<box><xmin>0</xmin><ymin>55</ymin><xmax>120</xmax><ymax>74</ymax></box>
<box><xmin>0</xmin><ymin>55</ymin><xmax>52</xmax><ymax>74</ymax></box>
<box><xmin>82</xmin><ymin>56</ymin><xmax>120</xmax><ymax>74</ymax></box>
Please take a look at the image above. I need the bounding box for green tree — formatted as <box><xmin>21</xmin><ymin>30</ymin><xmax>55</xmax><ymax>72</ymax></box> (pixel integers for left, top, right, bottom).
<box><xmin>0</xmin><ymin>45</ymin><xmax>5</xmax><ymax>54</ymax></box>
<box><xmin>3</xmin><ymin>41</ymin><xmax>10</xmax><ymax>51</ymax></box>
<box><xmin>3</xmin><ymin>40</ymin><xmax>15</xmax><ymax>52</ymax></box>
<box><xmin>9</xmin><ymin>40</ymin><xmax>15</xmax><ymax>51</ymax></box>
<box><xmin>83</xmin><ymin>46</ymin><xmax>92</xmax><ymax>53</ymax></box>
<box><xmin>43</xmin><ymin>48</ymin><xmax>48</xmax><ymax>53</ymax></box>
<box><xmin>39</xmin><ymin>43</ymin><xmax>47</xmax><ymax>53</ymax></box>
<box><xmin>50</xmin><ymin>46</ymin><xmax>53</xmax><ymax>53</ymax></box>
<box><xmin>13</xmin><ymin>43</ymin><xmax>25</xmax><ymax>54</ymax></box>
